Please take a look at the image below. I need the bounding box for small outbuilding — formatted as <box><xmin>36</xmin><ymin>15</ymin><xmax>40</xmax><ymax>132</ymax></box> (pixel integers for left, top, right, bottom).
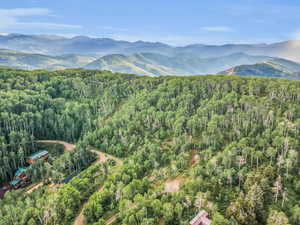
<box><xmin>189</xmin><ymin>210</ymin><xmax>211</xmax><ymax>225</ymax></box>
<box><xmin>26</xmin><ymin>150</ymin><xmax>49</xmax><ymax>164</ymax></box>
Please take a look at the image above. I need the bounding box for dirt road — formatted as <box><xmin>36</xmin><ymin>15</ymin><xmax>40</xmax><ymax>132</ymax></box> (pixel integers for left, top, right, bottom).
<box><xmin>32</xmin><ymin>140</ymin><xmax>122</xmax><ymax>225</ymax></box>
<box><xmin>37</xmin><ymin>140</ymin><xmax>121</xmax><ymax>164</ymax></box>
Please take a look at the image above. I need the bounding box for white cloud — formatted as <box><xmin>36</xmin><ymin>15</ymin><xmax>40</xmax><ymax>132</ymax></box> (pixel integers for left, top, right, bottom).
<box><xmin>200</xmin><ymin>26</ymin><xmax>234</xmax><ymax>32</ymax></box>
<box><xmin>0</xmin><ymin>8</ymin><xmax>51</xmax><ymax>16</ymax></box>
<box><xmin>13</xmin><ymin>22</ymin><xmax>82</xmax><ymax>29</ymax></box>
<box><xmin>0</xmin><ymin>8</ymin><xmax>82</xmax><ymax>30</ymax></box>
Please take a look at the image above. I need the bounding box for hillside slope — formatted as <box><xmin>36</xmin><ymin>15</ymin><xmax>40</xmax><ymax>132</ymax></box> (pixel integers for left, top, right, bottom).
<box><xmin>220</xmin><ymin>58</ymin><xmax>300</xmax><ymax>79</ymax></box>
<box><xmin>1</xmin><ymin>68</ymin><xmax>300</xmax><ymax>225</ymax></box>
<box><xmin>0</xmin><ymin>49</ymin><xmax>96</xmax><ymax>70</ymax></box>
<box><xmin>86</xmin><ymin>52</ymin><xmax>270</xmax><ymax>75</ymax></box>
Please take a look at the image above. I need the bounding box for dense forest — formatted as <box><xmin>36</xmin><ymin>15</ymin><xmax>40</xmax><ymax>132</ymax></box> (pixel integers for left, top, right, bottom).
<box><xmin>1</xmin><ymin>67</ymin><xmax>300</xmax><ymax>225</ymax></box>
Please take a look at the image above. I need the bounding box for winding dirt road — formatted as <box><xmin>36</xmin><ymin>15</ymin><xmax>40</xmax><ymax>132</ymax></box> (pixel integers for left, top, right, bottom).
<box><xmin>26</xmin><ymin>139</ymin><xmax>122</xmax><ymax>225</ymax></box>
<box><xmin>37</xmin><ymin>140</ymin><xmax>121</xmax><ymax>164</ymax></box>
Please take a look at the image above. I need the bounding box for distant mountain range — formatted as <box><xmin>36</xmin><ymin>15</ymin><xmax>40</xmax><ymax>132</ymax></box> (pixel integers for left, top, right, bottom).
<box><xmin>1</xmin><ymin>33</ymin><xmax>300</xmax><ymax>78</ymax></box>
<box><xmin>0</xmin><ymin>34</ymin><xmax>171</xmax><ymax>56</ymax></box>
<box><xmin>1</xmin><ymin>33</ymin><xmax>300</xmax><ymax>62</ymax></box>
<box><xmin>219</xmin><ymin>58</ymin><xmax>300</xmax><ymax>79</ymax></box>
<box><xmin>0</xmin><ymin>48</ymin><xmax>273</xmax><ymax>75</ymax></box>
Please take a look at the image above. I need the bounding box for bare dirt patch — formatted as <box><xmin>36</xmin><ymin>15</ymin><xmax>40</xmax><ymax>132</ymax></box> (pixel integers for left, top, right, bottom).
<box><xmin>164</xmin><ymin>176</ymin><xmax>185</xmax><ymax>193</ymax></box>
<box><xmin>190</xmin><ymin>149</ymin><xmax>200</xmax><ymax>166</ymax></box>
<box><xmin>73</xmin><ymin>212</ymin><xmax>86</xmax><ymax>225</ymax></box>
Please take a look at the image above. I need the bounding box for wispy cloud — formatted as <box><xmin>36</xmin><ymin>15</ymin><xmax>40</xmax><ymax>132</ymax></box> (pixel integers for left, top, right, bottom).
<box><xmin>0</xmin><ymin>8</ymin><xmax>82</xmax><ymax>30</ymax></box>
<box><xmin>0</xmin><ymin>8</ymin><xmax>51</xmax><ymax>16</ymax></box>
<box><xmin>200</xmin><ymin>26</ymin><xmax>234</xmax><ymax>32</ymax></box>
<box><xmin>13</xmin><ymin>22</ymin><xmax>82</xmax><ymax>29</ymax></box>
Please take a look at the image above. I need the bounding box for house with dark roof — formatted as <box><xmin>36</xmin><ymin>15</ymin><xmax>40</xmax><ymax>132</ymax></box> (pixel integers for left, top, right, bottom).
<box><xmin>189</xmin><ymin>210</ymin><xmax>211</xmax><ymax>225</ymax></box>
<box><xmin>26</xmin><ymin>150</ymin><xmax>49</xmax><ymax>164</ymax></box>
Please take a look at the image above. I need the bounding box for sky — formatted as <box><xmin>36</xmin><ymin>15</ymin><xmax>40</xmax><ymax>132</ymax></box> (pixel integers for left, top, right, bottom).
<box><xmin>1</xmin><ymin>0</ymin><xmax>300</xmax><ymax>45</ymax></box>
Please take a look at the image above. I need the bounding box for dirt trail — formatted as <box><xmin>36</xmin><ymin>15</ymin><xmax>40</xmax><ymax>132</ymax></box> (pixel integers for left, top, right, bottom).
<box><xmin>37</xmin><ymin>140</ymin><xmax>121</xmax><ymax>164</ymax></box>
<box><xmin>106</xmin><ymin>203</ymin><xmax>136</xmax><ymax>225</ymax></box>
<box><xmin>26</xmin><ymin>183</ymin><xmax>43</xmax><ymax>194</ymax></box>
<box><xmin>73</xmin><ymin>185</ymin><xmax>104</xmax><ymax>225</ymax></box>
<box><xmin>73</xmin><ymin>212</ymin><xmax>86</xmax><ymax>225</ymax></box>
<box><xmin>34</xmin><ymin>140</ymin><xmax>122</xmax><ymax>225</ymax></box>
<box><xmin>90</xmin><ymin>147</ymin><xmax>122</xmax><ymax>165</ymax></box>
<box><xmin>106</xmin><ymin>214</ymin><xmax>119</xmax><ymax>225</ymax></box>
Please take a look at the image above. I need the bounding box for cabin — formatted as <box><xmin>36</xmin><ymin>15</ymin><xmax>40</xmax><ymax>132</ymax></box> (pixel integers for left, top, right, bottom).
<box><xmin>26</xmin><ymin>150</ymin><xmax>49</xmax><ymax>164</ymax></box>
<box><xmin>189</xmin><ymin>210</ymin><xmax>211</xmax><ymax>225</ymax></box>
<box><xmin>14</xmin><ymin>167</ymin><xmax>27</xmax><ymax>179</ymax></box>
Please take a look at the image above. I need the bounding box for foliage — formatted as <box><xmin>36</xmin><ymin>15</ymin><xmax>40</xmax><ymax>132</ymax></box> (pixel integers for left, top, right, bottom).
<box><xmin>1</xmin><ymin>68</ymin><xmax>300</xmax><ymax>225</ymax></box>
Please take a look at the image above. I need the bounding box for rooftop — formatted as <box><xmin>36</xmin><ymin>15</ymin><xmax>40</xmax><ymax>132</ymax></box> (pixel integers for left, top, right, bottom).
<box><xmin>26</xmin><ymin>150</ymin><xmax>49</xmax><ymax>160</ymax></box>
<box><xmin>189</xmin><ymin>210</ymin><xmax>210</xmax><ymax>225</ymax></box>
<box><xmin>9</xmin><ymin>179</ymin><xmax>22</xmax><ymax>186</ymax></box>
<box><xmin>14</xmin><ymin>167</ymin><xmax>27</xmax><ymax>177</ymax></box>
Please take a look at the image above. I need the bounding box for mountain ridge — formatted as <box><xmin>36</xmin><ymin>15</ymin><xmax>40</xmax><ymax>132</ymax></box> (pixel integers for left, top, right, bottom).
<box><xmin>1</xmin><ymin>47</ymin><xmax>300</xmax><ymax>78</ymax></box>
<box><xmin>1</xmin><ymin>33</ymin><xmax>300</xmax><ymax>62</ymax></box>
<box><xmin>219</xmin><ymin>58</ymin><xmax>300</xmax><ymax>79</ymax></box>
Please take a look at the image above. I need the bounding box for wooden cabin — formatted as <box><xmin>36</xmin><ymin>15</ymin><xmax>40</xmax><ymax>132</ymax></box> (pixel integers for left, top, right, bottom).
<box><xmin>189</xmin><ymin>210</ymin><xmax>211</xmax><ymax>225</ymax></box>
<box><xmin>26</xmin><ymin>150</ymin><xmax>49</xmax><ymax>164</ymax></box>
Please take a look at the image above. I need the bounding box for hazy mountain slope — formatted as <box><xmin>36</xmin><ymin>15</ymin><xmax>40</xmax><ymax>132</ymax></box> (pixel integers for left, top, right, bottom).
<box><xmin>0</xmin><ymin>34</ymin><xmax>173</xmax><ymax>56</ymax></box>
<box><xmin>85</xmin><ymin>54</ymin><xmax>183</xmax><ymax>76</ymax></box>
<box><xmin>265</xmin><ymin>58</ymin><xmax>300</xmax><ymax>73</ymax></box>
<box><xmin>219</xmin><ymin>58</ymin><xmax>300</xmax><ymax>79</ymax></box>
<box><xmin>86</xmin><ymin>52</ymin><xmax>271</xmax><ymax>75</ymax></box>
<box><xmin>177</xmin><ymin>41</ymin><xmax>300</xmax><ymax>62</ymax></box>
<box><xmin>1</xmin><ymin>34</ymin><xmax>300</xmax><ymax>62</ymax></box>
<box><xmin>0</xmin><ymin>44</ymin><xmax>298</xmax><ymax>77</ymax></box>
<box><xmin>0</xmin><ymin>49</ymin><xmax>96</xmax><ymax>70</ymax></box>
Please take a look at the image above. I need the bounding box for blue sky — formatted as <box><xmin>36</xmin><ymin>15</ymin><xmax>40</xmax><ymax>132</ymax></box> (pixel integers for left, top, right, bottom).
<box><xmin>1</xmin><ymin>0</ymin><xmax>300</xmax><ymax>45</ymax></box>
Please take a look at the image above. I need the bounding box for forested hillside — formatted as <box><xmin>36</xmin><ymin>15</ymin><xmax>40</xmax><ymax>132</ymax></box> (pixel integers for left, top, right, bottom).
<box><xmin>220</xmin><ymin>58</ymin><xmax>300</xmax><ymax>79</ymax></box>
<box><xmin>1</xmin><ymin>68</ymin><xmax>300</xmax><ymax>225</ymax></box>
